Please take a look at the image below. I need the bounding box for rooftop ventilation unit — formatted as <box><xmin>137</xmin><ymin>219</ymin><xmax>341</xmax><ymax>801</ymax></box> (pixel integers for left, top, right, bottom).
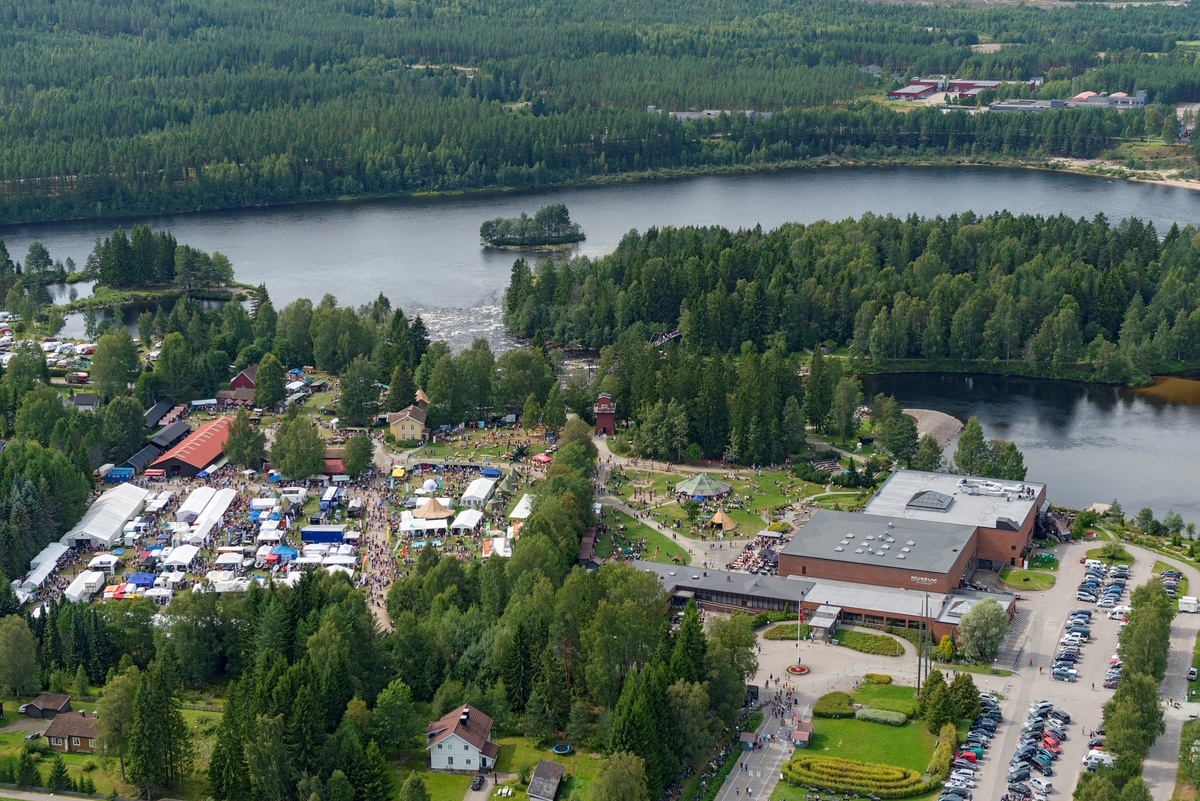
<box><xmin>840</xmin><ymin>540</ymin><xmax>849</xmax><ymax>546</ymax></box>
<box><xmin>897</xmin><ymin>554</ymin><xmax>906</xmax><ymax>559</ymax></box>
<box><xmin>855</xmin><ymin>548</ymin><xmax>865</xmax><ymax>554</ymax></box>
<box><xmin>880</xmin><ymin>544</ymin><xmax>890</xmax><ymax>550</ymax></box>
<box><xmin>906</xmin><ymin>541</ymin><xmax>915</xmax><ymax>546</ymax></box>
<box><xmin>834</xmin><ymin>546</ymin><xmax>844</xmax><ymax>552</ymax></box>
<box><xmin>845</xmin><ymin>533</ymin><xmax>854</xmax><ymax>539</ymax></box>
<box><xmin>887</xmin><ymin>521</ymin><xmax>894</xmax><ymax>528</ymax></box>
<box><xmin>901</xmin><ymin>547</ymin><xmax>911</xmax><ymax>553</ymax></box>
<box><xmin>865</xmin><ymin>535</ymin><xmax>875</xmax><ymax>540</ymax></box>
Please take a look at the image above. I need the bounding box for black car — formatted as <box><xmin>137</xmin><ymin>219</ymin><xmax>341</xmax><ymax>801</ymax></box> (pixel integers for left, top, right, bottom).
<box><xmin>1047</xmin><ymin>728</ymin><xmax>1067</xmax><ymax>741</ymax></box>
<box><xmin>471</xmin><ymin>776</ymin><xmax>485</xmax><ymax>792</ymax></box>
<box><xmin>1008</xmin><ymin>769</ymin><xmax>1031</xmax><ymax>783</ymax></box>
<box><xmin>1051</xmin><ymin>711</ymin><xmax>1071</xmax><ymax>724</ymax></box>
<box><xmin>952</xmin><ymin>759</ymin><xmax>976</xmax><ymax>771</ymax></box>
<box><xmin>1089</xmin><ymin>737</ymin><xmax>1106</xmax><ymax>748</ymax></box>
<box><xmin>1031</xmin><ymin>761</ymin><xmax>1054</xmax><ymax>777</ymax></box>
<box><xmin>1009</xmin><ymin>782</ymin><xmax>1033</xmax><ymax>795</ymax></box>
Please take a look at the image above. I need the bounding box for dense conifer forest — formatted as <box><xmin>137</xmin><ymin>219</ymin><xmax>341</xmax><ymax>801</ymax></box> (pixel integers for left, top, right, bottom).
<box><xmin>1</xmin><ymin>0</ymin><xmax>1199</xmax><ymax>221</ymax></box>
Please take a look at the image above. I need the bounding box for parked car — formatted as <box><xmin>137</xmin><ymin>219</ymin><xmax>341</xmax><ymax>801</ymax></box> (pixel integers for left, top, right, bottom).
<box><xmin>471</xmin><ymin>776</ymin><xmax>485</xmax><ymax>792</ymax></box>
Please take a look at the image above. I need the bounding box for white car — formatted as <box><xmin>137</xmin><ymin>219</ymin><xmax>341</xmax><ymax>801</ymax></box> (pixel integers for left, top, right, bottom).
<box><xmin>1060</xmin><ymin>635</ymin><xmax>1082</xmax><ymax>645</ymax></box>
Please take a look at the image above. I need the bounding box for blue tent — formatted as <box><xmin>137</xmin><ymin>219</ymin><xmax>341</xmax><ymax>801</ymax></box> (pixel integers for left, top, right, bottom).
<box><xmin>127</xmin><ymin>572</ymin><xmax>156</xmax><ymax>588</ymax></box>
<box><xmin>247</xmin><ymin>510</ymin><xmax>262</xmax><ymax>521</ymax></box>
<box><xmin>267</xmin><ymin>475</ymin><xmax>281</xmax><ymax>483</ymax></box>
<box><xmin>196</xmin><ymin>470</ymin><xmax>210</xmax><ymax>478</ymax></box>
<box><xmin>480</xmin><ymin>468</ymin><xmax>502</xmax><ymax>477</ymax></box>
<box><xmin>272</xmin><ymin>546</ymin><xmax>298</xmax><ymax>562</ymax></box>
<box><xmin>692</xmin><ymin>495</ymin><xmax>705</xmax><ymax>502</ymax></box>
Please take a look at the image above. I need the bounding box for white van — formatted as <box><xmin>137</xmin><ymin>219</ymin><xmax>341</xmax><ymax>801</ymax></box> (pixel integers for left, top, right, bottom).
<box><xmin>1110</xmin><ymin>605</ymin><xmax>1132</xmax><ymax>616</ymax></box>
<box><xmin>1030</xmin><ymin>778</ymin><xmax>1053</xmax><ymax>794</ymax></box>
<box><xmin>1083</xmin><ymin>751</ymin><xmax>1115</xmax><ymax>768</ymax></box>
<box><xmin>1085</xmin><ymin>559</ymin><xmax>1105</xmax><ymax>571</ymax></box>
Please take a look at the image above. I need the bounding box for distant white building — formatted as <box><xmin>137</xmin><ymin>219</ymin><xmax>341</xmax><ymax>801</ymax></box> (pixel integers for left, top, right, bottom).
<box><xmin>426</xmin><ymin>704</ymin><xmax>498</xmax><ymax>771</ymax></box>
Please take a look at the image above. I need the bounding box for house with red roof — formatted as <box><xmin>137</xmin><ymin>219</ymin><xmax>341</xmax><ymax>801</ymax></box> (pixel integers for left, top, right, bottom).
<box><xmin>426</xmin><ymin>704</ymin><xmax>498</xmax><ymax>771</ymax></box>
<box><xmin>150</xmin><ymin>417</ymin><xmax>232</xmax><ymax>478</ymax></box>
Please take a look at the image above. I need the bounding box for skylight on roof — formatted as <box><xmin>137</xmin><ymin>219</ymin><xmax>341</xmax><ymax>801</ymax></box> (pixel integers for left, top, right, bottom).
<box><xmin>907</xmin><ymin>489</ymin><xmax>954</xmax><ymax>511</ymax></box>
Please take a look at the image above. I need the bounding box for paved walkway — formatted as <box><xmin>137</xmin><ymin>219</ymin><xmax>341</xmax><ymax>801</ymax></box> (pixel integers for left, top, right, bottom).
<box><xmin>714</xmin><ymin>708</ymin><xmax>796</xmax><ymax>801</ymax></box>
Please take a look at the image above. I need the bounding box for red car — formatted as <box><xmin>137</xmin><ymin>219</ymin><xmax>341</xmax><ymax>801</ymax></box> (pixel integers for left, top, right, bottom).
<box><xmin>1042</xmin><ymin>735</ymin><xmax>1061</xmax><ymax>747</ymax></box>
<box><xmin>1103</xmin><ymin>679</ymin><xmax>1120</xmax><ymax>689</ymax></box>
<box><xmin>1042</xmin><ymin>745</ymin><xmax>1062</xmax><ymax>755</ymax></box>
<box><xmin>955</xmin><ymin>752</ymin><xmax>977</xmax><ymax>762</ymax></box>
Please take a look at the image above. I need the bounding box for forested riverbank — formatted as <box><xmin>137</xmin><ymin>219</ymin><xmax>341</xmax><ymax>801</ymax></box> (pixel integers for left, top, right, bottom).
<box><xmin>3</xmin><ymin>0</ymin><xmax>1200</xmax><ymax>222</ymax></box>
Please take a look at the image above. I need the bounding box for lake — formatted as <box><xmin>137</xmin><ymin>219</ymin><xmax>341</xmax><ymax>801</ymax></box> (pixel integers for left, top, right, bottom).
<box><xmin>861</xmin><ymin>373</ymin><xmax>1200</xmax><ymax>526</ymax></box>
<box><xmin>8</xmin><ymin>164</ymin><xmax>1200</xmax><ymax>519</ymax></box>
<box><xmin>6</xmin><ymin>165</ymin><xmax>1200</xmax><ymax>348</ymax></box>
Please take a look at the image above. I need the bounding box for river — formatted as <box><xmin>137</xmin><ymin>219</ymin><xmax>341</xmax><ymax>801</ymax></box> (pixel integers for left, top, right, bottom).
<box><xmin>7</xmin><ymin>165</ymin><xmax>1200</xmax><ymax>518</ymax></box>
<box><xmin>861</xmin><ymin>373</ymin><xmax>1200</xmax><ymax>526</ymax></box>
<box><xmin>5</xmin><ymin>165</ymin><xmax>1200</xmax><ymax>348</ymax></box>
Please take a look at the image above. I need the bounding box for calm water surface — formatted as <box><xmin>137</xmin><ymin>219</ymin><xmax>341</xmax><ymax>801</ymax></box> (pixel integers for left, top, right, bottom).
<box><xmin>10</xmin><ymin>166</ymin><xmax>1200</xmax><ymax>515</ymax></box>
<box><xmin>862</xmin><ymin>373</ymin><xmax>1200</xmax><ymax>525</ymax></box>
<box><xmin>6</xmin><ymin>166</ymin><xmax>1200</xmax><ymax>346</ymax></box>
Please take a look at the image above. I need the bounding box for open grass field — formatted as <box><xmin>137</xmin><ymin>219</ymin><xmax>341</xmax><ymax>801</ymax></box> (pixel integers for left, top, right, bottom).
<box><xmin>595</xmin><ymin>508</ymin><xmax>691</xmax><ymax>565</ymax></box>
<box><xmin>805</xmin><ymin>717</ymin><xmax>935</xmax><ymax>772</ymax></box>
<box><xmin>493</xmin><ymin>736</ymin><xmax>605</xmax><ymax>800</ymax></box>
<box><xmin>999</xmin><ymin>567</ymin><xmax>1057</xmax><ymax>590</ymax></box>
<box><xmin>419</xmin><ymin>428</ymin><xmax>551</xmax><ymax>461</ymax></box>
<box><xmin>851</xmin><ymin>682</ymin><xmax>920</xmax><ymax>708</ymax></box>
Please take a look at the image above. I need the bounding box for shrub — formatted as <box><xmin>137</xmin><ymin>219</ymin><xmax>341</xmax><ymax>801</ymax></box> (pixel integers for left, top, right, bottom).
<box><xmin>781</xmin><ymin>755</ymin><xmax>925</xmax><ymax>798</ymax></box>
<box><xmin>856</xmin><ymin>708</ymin><xmax>907</xmax><ymax>726</ymax></box>
<box><xmin>749</xmin><ymin>610</ymin><xmax>799</xmax><ymax>629</ymax></box>
<box><xmin>865</xmin><ymin>698</ymin><xmax>917</xmax><ymax>717</ymax></box>
<box><xmin>813</xmin><ymin>692</ymin><xmax>855</xmax><ymax>718</ymax></box>
<box><xmin>768</xmin><ymin>521</ymin><xmax>791</xmax><ymax>532</ymax></box>
<box><xmin>834</xmin><ymin>629</ymin><xmax>905</xmax><ymax>657</ymax></box>
<box><xmin>763</xmin><ymin>623</ymin><xmax>811</xmax><ymax>640</ymax></box>
<box><xmin>863</xmin><ymin>673</ymin><xmax>892</xmax><ymax>684</ymax></box>
<box><xmin>792</xmin><ymin>462</ymin><xmax>832</xmax><ymax>483</ymax></box>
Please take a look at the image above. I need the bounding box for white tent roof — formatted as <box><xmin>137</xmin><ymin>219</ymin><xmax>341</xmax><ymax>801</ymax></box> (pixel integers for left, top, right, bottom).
<box><xmin>19</xmin><ymin>561</ymin><xmax>57</xmax><ymax>592</ymax></box>
<box><xmin>61</xmin><ymin>482</ymin><xmax>151</xmax><ymax>549</ymax></box>
<box><xmin>88</xmin><ymin>554</ymin><xmax>121</xmax><ymax>571</ymax></box>
<box><xmin>324</xmin><ymin>565</ymin><xmax>354</xmax><ymax>577</ymax></box>
<box><xmin>509</xmin><ymin>494</ymin><xmax>534</xmax><ymax>520</ymax></box>
<box><xmin>257</xmin><ymin>531</ymin><xmax>282</xmax><ymax>542</ymax></box>
<box><xmin>322</xmin><ymin>554</ymin><xmax>357</xmax><ymax>565</ymax></box>
<box><xmin>163</xmin><ymin>543</ymin><xmax>200</xmax><ymax>568</ymax></box>
<box><xmin>176</xmin><ymin>487</ymin><xmax>215</xmax><ymax>524</ymax></box>
<box><xmin>64</xmin><ymin>571</ymin><xmax>106</xmax><ymax>603</ymax></box>
<box><xmin>215</xmin><ymin>552</ymin><xmax>243</xmax><ymax>566</ymax></box>
<box><xmin>30</xmin><ymin>542</ymin><xmax>68</xmax><ymax>571</ymax></box>
<box><xmin>461</xmin><ymin>478</ymin><xmax>495</xmax><ymax>506</ymax></box>
<box><xmin>451</xmin><ymin>509</ymin><xmax>484</xmax><ymax>530</ymax></box>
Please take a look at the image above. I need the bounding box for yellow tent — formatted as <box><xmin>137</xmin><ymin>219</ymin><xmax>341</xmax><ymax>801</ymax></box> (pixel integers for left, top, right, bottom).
<box><xmin>391</xmin><ymin>465</ymin><xmax>406</xmax><ymax>478</ymax></box>
<box><xmin>710</xmin><ymin>510</ymin><xmax>736</xmax><ymax>531</ymax></box>
<box><xmin>413</xmin><ymin>497</ymin><xmax>454</xmax><ymax>519</ymax></box>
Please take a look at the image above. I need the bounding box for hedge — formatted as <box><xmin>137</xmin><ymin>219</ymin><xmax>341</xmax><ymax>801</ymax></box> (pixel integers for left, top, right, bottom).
<box><xmin>863</xmin><ymin>698</ymin><xmax>916</xmax><ymax>718</ymax></box>
<box><xmin>813</xmin><ymin>692</ymin><xmax>855</xmax><ymax>718</ymax></box>
<box><xmin>749</xmin><ymin>610</ymin><xmax>798</xmax><ymax>629</ymax></box>
<box><xmin>834</xmin><ymin>629</ymin><xmax>905</xmax><ymax>657</ymax></box>
<box><xmin>863</xmin><ymin>673</ymin><xmax>892</xmax><ymax>684</ymax></box>
<box><xmin>763</xmin><ymin>623</ymin><xmax>811</xmax><ymax>640</ymax></box>
<box><xmin>780</xmin><ymin>723</ymin><xmax>959</xmax><ymax>799</ymax></box>
<box><xmin>856</xmin><ymin>708</ymin><xmax>907</xmax><ymax>726</ymax></box>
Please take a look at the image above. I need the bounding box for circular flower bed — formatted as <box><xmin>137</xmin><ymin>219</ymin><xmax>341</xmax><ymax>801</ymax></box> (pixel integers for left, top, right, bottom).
<box><xmin>787</xmin><ymin>665</ymin><xmax>810</xmax><ymax>675</ymax></box>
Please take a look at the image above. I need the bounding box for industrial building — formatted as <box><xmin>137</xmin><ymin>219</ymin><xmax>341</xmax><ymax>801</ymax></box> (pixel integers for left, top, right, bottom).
<box><xmin>150</xmin><ymin>417</ymin><xmax>232</xmax><ymax>478</ymax></box>
<box><xmin>633</xmin><ymin>561</ymin><xmax>1014</xmax><ymax>641</ymax></box>
<box><xmin>779</xmin><ymin>469</ymin><xmax>1045</xmax><ymax>591</ymax></box>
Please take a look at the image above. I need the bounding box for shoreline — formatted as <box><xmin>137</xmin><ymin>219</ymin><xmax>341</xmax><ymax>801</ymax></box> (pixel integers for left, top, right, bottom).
<box><xmin>4</xmin><ymin>155</ymin><xmax>1199</xmax><ymax>229</ymax></box>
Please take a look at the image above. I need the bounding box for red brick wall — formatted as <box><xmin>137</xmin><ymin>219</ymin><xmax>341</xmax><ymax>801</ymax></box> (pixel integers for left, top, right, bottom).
<box><xmin>778</xmin><ymin>541</ymin><xmax>976</xmax><ymax>594</ymax></box>
<box><xmin>974</xmin><ymin>487</ymin><xmax>1044</xmax><ymax>565</ymax></box>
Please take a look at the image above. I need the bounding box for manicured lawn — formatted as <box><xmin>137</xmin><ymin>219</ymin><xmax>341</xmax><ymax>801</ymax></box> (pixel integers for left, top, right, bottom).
<box><xmin>999</xmin><ymin>567</ymin><xmax>1057</xmax><ymax>590</ymax></box>
<box><xmin>400</xmin><ymin>766</ymin><xmax>473</xmax><ymax>801</ymax></box>
<box><xmin>595</xmin><ymin>509</ymin><xmax>691</xmax><ymax>565</ymax></box>
<box><xmin>806</xmin><ymin>718</ymin><xmax>935</xmax><ymax>772</ymax></box>
<box><xmin>763</xmin><ymin>623</ymin><xmax>811</xmax><ymax>640</ymax></box>
<box><xmin>932</xmin><ymin>661</ymin><xmax>1013</xmax><ymax>678</ymax></box>
<box><xmin>1026</xmin><ymin>553</ymin><xmax>1059</xmax><ymax>571</ymax></box>
<box><xmin>774</xmin><ymin>782</ymin><xmax>940</xmax><ymax>801</ymax></box>
<box><xmin>832</xmin><ymin>629</ymin><xmax>904</xmax><ymax>657</ymax></box>
<box><xmin>1154</xmin><ymin>561</ymin><xmax>1190</xmax><ymax>597</ymax></box>
<box><xmin>1086</xmin><ymin>547</ymin><xmax>1133</xmax><ymax>566</ymax></box>
<box><xmin>851</xmin><ymin>682</ymin><xmax>920</xmax><ymax>708</ymax></box>
<box><xmin>492</xmin><ymin>736</ymin><xmax>604</xmax><ymax>799</ymax></box>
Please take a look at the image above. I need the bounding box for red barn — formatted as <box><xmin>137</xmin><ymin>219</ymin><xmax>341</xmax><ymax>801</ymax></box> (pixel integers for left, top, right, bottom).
<box><xmin>230</xmin><ymin>364</ymin><xmax>259</xmax><ymax>391</ymax></box>
<box><xmin>594</xmin><ymin>393</ymin><xmax>616</xmax><ymax>435</ymax></box>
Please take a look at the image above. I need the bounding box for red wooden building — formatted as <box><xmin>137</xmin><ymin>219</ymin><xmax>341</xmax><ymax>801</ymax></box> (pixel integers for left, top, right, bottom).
<box><xmin>593</xmin><ymin>393</ymin><xmax>616</xmax><ymax>435</ymax></box>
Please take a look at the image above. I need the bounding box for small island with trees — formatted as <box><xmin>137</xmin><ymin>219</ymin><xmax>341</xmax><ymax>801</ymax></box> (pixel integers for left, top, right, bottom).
<box><xmin>480</xmin><ymin>203</ymin><xmax>585</xmax><ymax>248</ymax></box>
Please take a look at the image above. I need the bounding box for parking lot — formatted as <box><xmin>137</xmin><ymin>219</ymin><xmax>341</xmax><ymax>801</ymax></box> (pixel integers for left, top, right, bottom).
<box><xmin>973</xmin><ymin>544</ymin><xmax>1130</xmax><ymax>801</ymax></box>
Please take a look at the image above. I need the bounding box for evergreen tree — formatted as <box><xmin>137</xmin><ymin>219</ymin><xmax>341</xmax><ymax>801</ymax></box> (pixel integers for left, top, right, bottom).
<box><xmin>386</xmin><ymin>364</ymin><xmax>416</xmax><ymax>412</ymax></box>
<box><xmin>885</xmin><ymin>413</ymin><xmax>920</xmax><ymax>467</ymax></box>
<box><xmin>224</xmin><ymin>411</ymin><xmax>266</xmax><ymax>470</ymax></box>
<box><xmin>47</xmin><ymin>755</ymin><xmax>70</xmax><ymax>792</ymax></box>
<box><xmin>914</xmin><ymin>435</ymin><xmax>943</xmax><ymax>472</ymax></box>
<box><xmin>669</xmin><ymin>600</ymin><xmax>706</xmax><ymax>684</ymax></box>
<box><xmin>947</xmin><ymin>673</ymin><xmax>981</xmax><ymax>721</ymax></box>
<box><xmin>16</xmin><ymin>750</ymin><xmax>40</xmax><ymax>788</ymax></box>
<box><xmin>522</xmin><ymin>394</ymin><xmax>542</xmax><ymax>431</ymax></box>
<box><xmin>208</xmin><ymin>681</ymin><xmax>252</xmax><ymax>801</ymax></box>
<box><xmin>397</xmin><ymin>773</ymin><xmax>429</xmax><ymax>801</ymax></box>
